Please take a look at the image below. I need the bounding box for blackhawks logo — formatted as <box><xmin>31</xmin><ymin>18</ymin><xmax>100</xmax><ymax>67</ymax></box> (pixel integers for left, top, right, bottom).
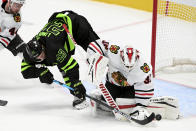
<box><xmin>13</xmin><ymin>13</ymin><xmax>21</xmax><ymax>22</ymax></box>
<box><xmin>140</xmin><ymin>63</ymin><xmax>150</xmax><ymax>73</ymax></box>
<box><xmin>110</xmin><ymin>45</ymin><xmax>120</xmax><ymax>54</ymax></box>
<box><xmin>111</xmin><ymin>71</ymin><xmax>129</xmax><ymax>86</ymax></box>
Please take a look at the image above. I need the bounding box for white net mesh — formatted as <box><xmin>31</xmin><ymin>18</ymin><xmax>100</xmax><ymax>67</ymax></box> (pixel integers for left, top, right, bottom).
<box><xmin>155</xmin><ymin>0</ymin><xmax>196</xmax><ymax>73</ymax></box>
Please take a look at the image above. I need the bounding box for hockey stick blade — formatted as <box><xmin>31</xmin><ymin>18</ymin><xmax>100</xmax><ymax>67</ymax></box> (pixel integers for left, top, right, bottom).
<box><xmin>130</xmin><ymin>112</ymin><xmax>155</xmax><ymax>125</ymax></box>
<box><xmin>0</xmin><ymin>100</ymin><xmax>8</xmax><ymax>106</ymax></box>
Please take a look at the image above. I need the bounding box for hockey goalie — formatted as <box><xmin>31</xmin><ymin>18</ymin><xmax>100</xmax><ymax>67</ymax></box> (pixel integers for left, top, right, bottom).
<box><xmin>86</xmin><ymin>40</ymin><xmax>181</xmax><ymax>121</ymax></box>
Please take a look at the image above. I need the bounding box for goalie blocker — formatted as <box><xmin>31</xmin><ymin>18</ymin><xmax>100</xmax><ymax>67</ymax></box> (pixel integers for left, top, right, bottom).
<box><xmin>147</xmin><ymin>96</ymin><xmax>180</xmax><ymax>120</ymax></box>
<box><xmin>86</xmin><ymin>52</ymin><xmax>109</xmax><ymax>86</ymax></box>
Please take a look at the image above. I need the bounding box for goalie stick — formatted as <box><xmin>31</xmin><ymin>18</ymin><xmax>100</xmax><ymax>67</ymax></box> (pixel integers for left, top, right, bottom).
<box><xmin>98</xmin><ymin>83</ymin><xmax>119</xmax><ymax>112</ymax></box>
<box><xmin>53</xmin><ymin>80</ymin><xmax>155</xmax><ymax>125</ymax></box>
<box><xmin>0</xmin><ymin>99</ymin><xmax>8</xmax><ymax>106</ymax></box>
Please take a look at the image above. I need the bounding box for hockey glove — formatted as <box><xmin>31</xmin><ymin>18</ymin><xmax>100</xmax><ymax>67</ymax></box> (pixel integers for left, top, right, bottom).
<box><xmin>70</xmin><ymin>81</ymin><xmax>86</xmax><ymax>100</ymax></box>
<box><xmin>7</xmin><ymin>34</ymin><xmax>26</xmax><ymax>56</ymax></box>
<box><xmin>39</xmin><ymin>67</ymin><xmax>54</xmax><ymax>84</ymax></box>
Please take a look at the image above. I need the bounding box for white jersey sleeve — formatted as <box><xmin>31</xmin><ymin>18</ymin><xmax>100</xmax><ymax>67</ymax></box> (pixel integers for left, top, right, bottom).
<box><xmin>87</xmin><ymin>40</ymin><xmax>109</xmax><ymax>57</ymax></box>
<box><xmin>0</xmin><ymin>0</ymin><xmax>22</xmax><ymax>49</ymax></box>
<box><xmin>127</xmin><ymin>57</ymin><xmax>154</xmax><ymax>106</ymax></box>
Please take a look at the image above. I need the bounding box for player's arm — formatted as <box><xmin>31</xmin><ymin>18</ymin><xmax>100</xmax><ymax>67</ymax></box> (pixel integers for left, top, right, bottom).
<box><xmin>0</xmin><ymin>19</ymin><xmax>25</xmax><ymax>56</ymax></box>
<box><xmin>0</xmin><ymin>30</ymin><xmax>26</xmax><ymax>56</ymax></box>
<box><xmin>86</xmin><ymin>40</ymin><xmax>108</xmax><ymax>64</ymax></box>
<box><xmin>57</xmin><ymin>55</ymin><xmax>79</xmax><ymax>87</ymax></box>
<box><xmin>57</xmin><ymin>54</ymin><xmax>86</xmax><ymax>99</ymax></box>
<box><xmin>21</xmin><ymin>60</ymin><xmax>54</xmax><ymax>84</ymax></box>
<box><xmin>126</xmin><ymin>56</ymin><xmax>154</xmax><ymax>106</ymax></box>
<box><xmin>133</xmin><ymin>74</ymin><xmax>154</xmax><ymax>106</ymax></box>
<box><xmin>21</xmin><ymin>60</ymin><xmax>40</xmax><ymax>78</ymax></box>
<box><xmin>7</xmin><ymin>34</ymin><xmax>26</xmax><ymax>56</ymax></box>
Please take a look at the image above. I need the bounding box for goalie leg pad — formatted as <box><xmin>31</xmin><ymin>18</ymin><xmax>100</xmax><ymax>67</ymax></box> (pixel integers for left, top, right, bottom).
<box><xmin>116</xmin><ymin>98</ymin><xmax>136</xmax><ymax>114</ymax></box>
<box><xmin>116</xmin><ymin>98</ymin><xmax>155</xmax><ymax>122</ymax></box>
<box><xmin>147</xmin><ymin>96</ymin><xmax>180</xmax><ymax>120</ymax></box>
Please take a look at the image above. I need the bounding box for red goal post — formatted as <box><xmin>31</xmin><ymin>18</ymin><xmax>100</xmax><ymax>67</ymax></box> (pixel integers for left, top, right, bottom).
<box><xmin>151</xmin><ymin>0</ymin><xmax>196</xmax><ymax>76</ymax></box>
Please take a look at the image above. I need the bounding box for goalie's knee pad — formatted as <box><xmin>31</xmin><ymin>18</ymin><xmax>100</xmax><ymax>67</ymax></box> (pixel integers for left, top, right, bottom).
<box><xmin>147</xmin><ymin>96</ymin><xmax>180</xmax><ymax>120</ymax></box>
<box><xmin>116</xmin><ymin>98</ymin><xmax>136</xmax><ymax>114</ymax></box>
<box><xmin>115</xmin><ymin>98</ymin><xmax>136</xmax><ymax>121</ymax></box>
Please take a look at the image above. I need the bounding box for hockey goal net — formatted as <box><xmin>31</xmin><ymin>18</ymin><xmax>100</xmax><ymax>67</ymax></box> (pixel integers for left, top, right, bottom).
<box><xmin>151</xmin><ymin>0</ymin><xmax>196</xmax><ymax>76</ymax></box>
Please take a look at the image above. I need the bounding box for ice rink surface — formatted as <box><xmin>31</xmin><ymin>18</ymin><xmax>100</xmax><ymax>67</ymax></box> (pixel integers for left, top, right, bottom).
<box><xmin>0</xmin><ymin>0</ymin><xmax>196</xmax><ymax>131</ymax></box>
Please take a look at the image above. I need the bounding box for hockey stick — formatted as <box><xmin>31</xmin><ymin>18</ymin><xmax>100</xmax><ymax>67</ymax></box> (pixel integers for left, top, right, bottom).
<box><xmin>0</xmin><ymin>99</ymin><xmax>8</xmax><ymax>106</ymax></box>
<box><xmin>98</xmin><ymin>82</ymin><xmax>119</xmax><ymax>111</ymax></box>
<box><xmin>53</xmin><ymin>79</ymin><xmax>155</xmax><ymax>125</ymax></box>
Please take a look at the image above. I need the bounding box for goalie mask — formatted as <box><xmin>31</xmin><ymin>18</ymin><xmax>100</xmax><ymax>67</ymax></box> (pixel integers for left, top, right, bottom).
<box><xmin>24</xmin><ymin>38</ymin><xmax>45</xmax><ymax>62</ymax></box>
<box><xmin>120</xmin><ymin>46</ymin><xmax>139</xmax><ymax>70</ymax></box>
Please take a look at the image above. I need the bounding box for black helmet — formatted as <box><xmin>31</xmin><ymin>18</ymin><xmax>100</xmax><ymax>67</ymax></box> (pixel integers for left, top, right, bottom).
<box><xmin>24</xmin><ymin>37</ymin><xmax>43</xmax><ymax>62</ymax></box>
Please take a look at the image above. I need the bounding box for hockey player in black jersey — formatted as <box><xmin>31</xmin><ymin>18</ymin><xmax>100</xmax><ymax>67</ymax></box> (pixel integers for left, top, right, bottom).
<box><xmin>21</xmin><ymin>10</ymin><xmax>100</xmax><ymax>110</ymax></box>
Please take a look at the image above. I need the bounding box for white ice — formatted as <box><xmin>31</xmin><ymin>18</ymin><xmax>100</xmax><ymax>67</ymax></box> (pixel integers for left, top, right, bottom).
<box><xmin>0</xmin><ymin>0</ymin><xmax>196</xmax><ymax>131</ymax></box>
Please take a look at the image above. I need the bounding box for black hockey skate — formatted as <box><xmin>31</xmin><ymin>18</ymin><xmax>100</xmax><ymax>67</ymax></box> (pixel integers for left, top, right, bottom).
<box><xmin>0</xmin><ymin>99</ymin><xmax>8</xmax><ymax>106</ymax></box>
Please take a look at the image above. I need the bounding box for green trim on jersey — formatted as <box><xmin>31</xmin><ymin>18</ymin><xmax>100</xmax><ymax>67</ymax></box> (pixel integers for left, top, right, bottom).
<box><xmin>60</xmin><ymin>56</ymin><xmax>78</xmax><ymax>85</ymax></box>
<box><xmin>21</xmin><ymin>61</ymin><xmax>32</xmax><ymax>72</ymax></box>
<box><xmin>40</xmin><ymin>69</ymin><xmax>49</xmax><ymax>76</ymax></box>
<box><xmin>66</xmin><ymin>61</ymin><xmax>77</xmax><ymax>72</ymax></box>
<box><xmin>64</xmin><ymin>77</ymin><xmax>71</xmax><ymax>86</ymax></box>
<box><xmin>61</xmin><ymin>57</ymin><xmax>78</xmax><ymax>72</ymax></box>
<box><xmin>56</xmin><ymin>13</ymin><xmax>75</xmax><ymax>52</ymax></box>
<box><xmin>61</xmin><ymin>57</ymin><xmax>74</xmax><ymax>71</ymax></box>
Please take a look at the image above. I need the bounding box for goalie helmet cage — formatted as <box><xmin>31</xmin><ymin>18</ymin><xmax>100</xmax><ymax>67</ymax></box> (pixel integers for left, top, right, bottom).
<box><xmin>151</xmin><ymin>0</ymin><xmax>196</xmax><ymax>76</ymax></box>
